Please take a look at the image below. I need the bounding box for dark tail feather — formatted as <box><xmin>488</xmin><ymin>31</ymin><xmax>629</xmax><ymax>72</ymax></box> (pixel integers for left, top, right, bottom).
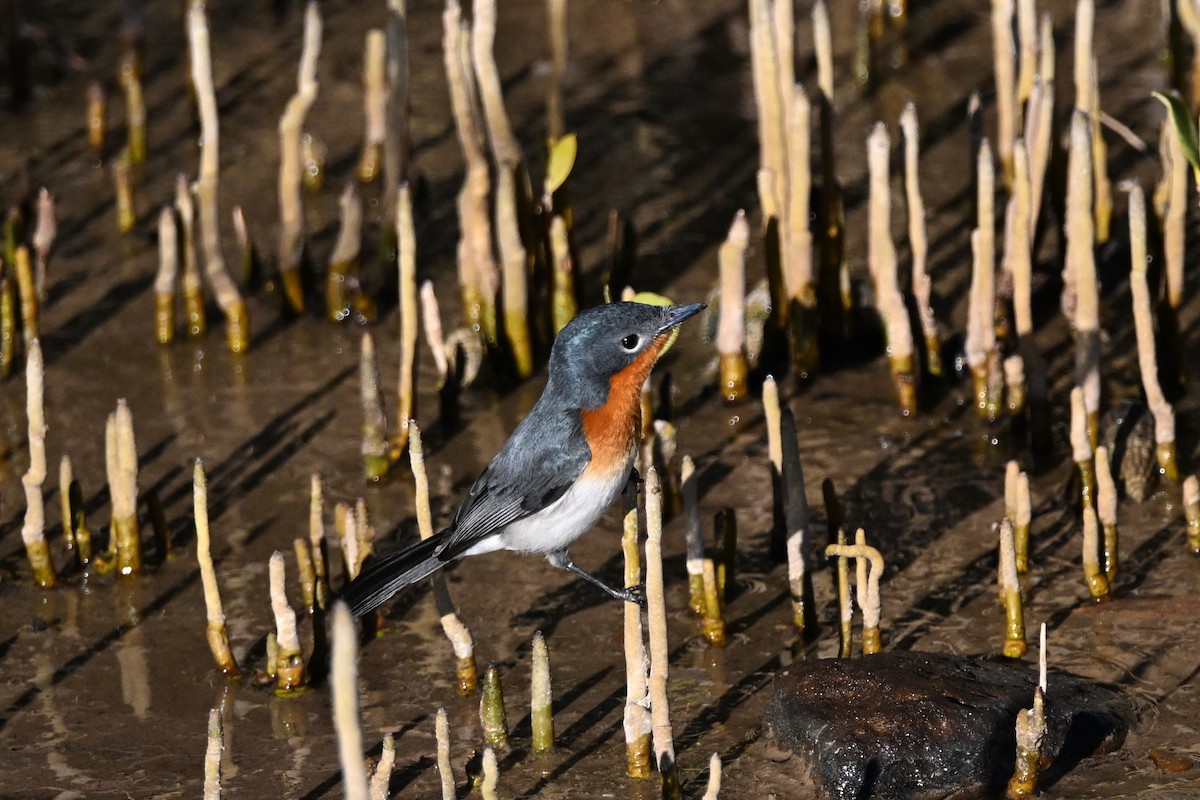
<box><xmin>341</xmin><ymin>533</ymin><xmax>448</xmax><ymax>616</ymax></box>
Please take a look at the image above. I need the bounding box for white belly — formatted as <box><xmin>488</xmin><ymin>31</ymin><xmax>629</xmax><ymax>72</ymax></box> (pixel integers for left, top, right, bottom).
<box><xmin>463</xmin><ymin>470</ymin><xmax>629</xmax><ymax>556</ymax></box>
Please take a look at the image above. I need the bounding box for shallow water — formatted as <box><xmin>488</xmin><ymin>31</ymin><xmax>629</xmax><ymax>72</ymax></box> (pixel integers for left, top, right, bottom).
<box><xmin>1</xmin><ymin>0</ymin><xmax>1199</xmax><ymax>798</ymax></box>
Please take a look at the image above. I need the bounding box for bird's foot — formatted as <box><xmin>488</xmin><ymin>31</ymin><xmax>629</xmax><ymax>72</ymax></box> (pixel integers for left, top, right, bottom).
<box><xmin>616</xmin><ymin>582</ymin><xmax>647</xmax><ymax>607</ymax></box>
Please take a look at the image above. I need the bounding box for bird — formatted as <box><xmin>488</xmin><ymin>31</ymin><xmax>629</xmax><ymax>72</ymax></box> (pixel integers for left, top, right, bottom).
<box><xmin>342</xmin><ymin>300</ymin><xmax>705</xmax><ymax>616</ymax></box>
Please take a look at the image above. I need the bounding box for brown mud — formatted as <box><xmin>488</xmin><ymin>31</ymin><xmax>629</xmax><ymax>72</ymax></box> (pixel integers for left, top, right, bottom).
<box><xmin>1</xmin><ymin>0</ymin><xmax>1199</xmax><ymax>798</ymax></box>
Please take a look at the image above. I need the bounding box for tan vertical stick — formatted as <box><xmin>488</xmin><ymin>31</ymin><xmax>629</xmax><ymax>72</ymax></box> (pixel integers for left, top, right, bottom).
<box><xmin>748</xmin><ymin>0</ymin><xmax>787</xmax><ymax>219</ymax></box>
<box><xmin>702</xmin><ymin>753</ymin><xmax>722</xmax><ymax>800</ymax></box>
<box><xmin>310</xmin><ymin>473</ymin><xmax>328</xmax><ymax>608</ymax></box>
<box><xmin>530</xmin><ymin>630</ymin><xmax>554</xmax><ymax>755</ymax></box>
<box><xmin>867</xmin><ymin>123</ymin><xmax>916</xmax><ymax>414</ymax></box>
<box><xmin>1005</xmin><ymin>460</ymin><xmax>1020</xmax><ymax>522</ymax></box>
<box><xmin>1010</xmin><ymin>141</ymin><xmax>1033</xmax><ymax>337</ymax></box>
<box><xmin>700</xmin><ymin>558</ymin><xmax>726</xmax><ymax>647</ymax></box>
<box><xmin>276</xmin><ymin>1</ymin><xmax>323</xmax><ymax>314</ymax></box>
<box><xmin>21</xmin><ymin>340</ymin><xmax>54</xmax><ymax>588</ymax></box>
<box><xmin>360</xmin><ymin>333</ymin><xmax>389</xmax><ymax>482</ymax></box>
<box><xmin>645</xmin><ymin>467</ymin><xmax>678</xmax><ymax>793</ymax></box>
<box><xmin>835</xmin><ymin>527</ymin><xmax>852</xmax><ymax>657</ymax></box>
<box><xmin>1072</xmin><ymin>0</ymin><xmax>1093</xmax><ymax>114</ymax></box>
<box><xmin>1087</xmin><ymin>58</ymin><xmax>1111</xmax><ymax>243</ymax></box>
<box><xmin>358</xmin><ymin>30</ymin><xmax>386</xmax><ymax>183</ymax></box>
<box><xmin>443</xmin><ymin>1</ymin><xmax>498</xmax><ymax>346</ymax></box>
<box><xmin>331</xmin><ymin>602</ymin><xmax>369</xmax><ymax>800</ymax></box>
<box><xmin>992</xmin><ymin>0</ymin><xmax>1017</xmax><ymax>184</ymax></box>
<box><xmin>189</xmin><ymin>5</ymin><xmax>248</xmax><ymax>352</ymax></box>
<box><xmin>395</xmin><ymin>185</ymin><xmax>417</xmax><ymax>455</ymax></box>
<box><xmin>13</xmin><ymin>246</ymin><xmax>38</xmax><ymax>350</ymax></box>
<box><xmin>410</xmin><ymin>421</ymin><xmax>478</xmax><ymax>694</ymax></box>
<box><xmin>1161</xmin><ymin>120</ymin><xmax>1188</xmax><ymax>311</ymax></box>
<box><xmin>435</xmin><ymin>708</ymin><xmax>455</xmax><ymax>800</ymax></box>
<box><xmin>1127</xmin><ymin>184</ymin><xmax>1178</xmax><ymax>483</ymax></box>
<box><xmin>621</xmin><ymin>496</ymin><xmax>652</xmax><ymax>778</ymax></box>
<box><xmin>32</xmin><ymin>187</ymin><xmax>54</xmax><ymax>301</ymax></box>
<box><xmin>112</xmin><ymin>152</ymin><xmax>136</xmax><ymax>233</ymax></box>
<box><xmin>1016</xmin><ymin>0</ymin><xmax>1037</xmax><ymax>108</ymax></box>
<box><xmin>1184</xmin><ymin>476</ymin><xmax>1200</xmax><ymax>554</ymax></box>
<box><xmin>194</xmin><ymin>460</ymin><xmax>240</xmax><ymax>676</ymax></box>
<box><xmin>1015</xmin><ymin>471</ymin><xmax>1031</xmax><ymax>573</ymax></box>
<box><xmin>1066</xmin><ymin>111</ymin><xmax>1099</xmax><ymax>447</ymax></box>
<box><xmin>549</xmin><ymin>216</ymin><xmax>577</xmax><ymax>334</ymax></box>
<box><xmin>87</xmin><ymin>80</ymin><xmax>106</xmax><ymax>153</ymax></box>
<box><xmin>368</xmin><ymin>733</ymin><xmax>395</xmax><ymax>800</ymax></box>
<box><xmin>1070</xmin><ymin>387</ymin><xmax>1095</xmax><ymax>508</ymax></box>
<box><xmin>1095</xmin><ymin>445</ymin><xmax>1118</xmax><ymax>582</ymax></box>
<box><xmin>327</xmin><ymin>183</ymin><xmax>363</xmax><ymax>322</ymax></box>
<box><xmin>814</xmin><ymin>0</ymin><xmax>850</xmax><ymax>336</ymax></box>
<box><xmin>1081</xmin><ymin>504</ymin><xmax>1109</xmax><ymax>601</ymax></box>
<box><xmin>109</xmin><ymin>400</ymin><xmax>141</xmax><ymax>577</ymax></box>
<box><xmin>480</xmin><ymin>748</ymin><xmax>499</xmax><ymax>800</ymax></box>
<box><xmin>717</xmin><ymin>211</ymin><xmax>749</xmax><ymax>402</ymax></box>
<box><xmin>270</xmin><ymin>551</ymin><xmax>305</xmax><ymax>692</ymax></box>
<box><xmin>900</xmin><ymin>103</ymin><xmax>941</xmax><ymax>376</ymax></box>
<box><xmin>965</xmin><ymin>229</ymin><xmax>991</xmax><ymax>416</ymax></box>
<box><xmin>472</xmin><ymin>0</ymin><xmax>532</xmax><ymax>377</ymax></box>
<box><xmin>786</xmin><ymin>84</ymin><xmax>817</xmax><ymax>371</ymax></box>
<box><xmin>204</xmin><ymin>708</ymin><xmax>223</xmax><ymax>800</ymax></box>
<box><xmin>59</xmin><ymin>455</ymin><xmax>77</xmax><ymax>561</ymax></box>
<box><xmin>546</xmin><ymin>0</ymin><xmax>567</xmax><ymax>142</ymax></box>
<box><xmin>480</xmin><ymin>665</ymin><xmax>510</xmax><ymax>751</ymax></box>
<box><xmin>1028</xmin><ymin>15</ymin><xmax>1055</xmax><ymax>237</ymax></box>
<box><xmin>999</xmin><ymin>518</ymin><xmax>1026</xmax><ymax>658</ymax></box>
<box><xmin>826</xmin><ymin>539</ymin><xmax>884</xmax><ymax>654</ymax></box>
<box><xmin>175</xmin><ymin>175</ymin><xmax>205</xmax><ymax>339</ymax></box>
<box><xmin>155</xmin><ymin>207</ymin><xmax>178</xmax><ymax>345</ymax></box>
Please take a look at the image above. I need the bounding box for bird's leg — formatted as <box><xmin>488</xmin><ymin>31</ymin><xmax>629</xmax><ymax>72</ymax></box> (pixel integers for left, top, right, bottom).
<box><xmin>548</xmin><ymin>551</ymin><xmax>645</xmax><ymax>606</ymax></box>
<box><xmin>622</xmin><ymin>466</ymin><xmax>643</xmax><ymax>498</ymax></box>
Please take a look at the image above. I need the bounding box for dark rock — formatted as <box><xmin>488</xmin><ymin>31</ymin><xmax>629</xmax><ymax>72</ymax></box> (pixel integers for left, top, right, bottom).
<box><xmin>763</xmin><ymin>651</ymin><xmax>1129</xmax><ymax>800</ymax></box>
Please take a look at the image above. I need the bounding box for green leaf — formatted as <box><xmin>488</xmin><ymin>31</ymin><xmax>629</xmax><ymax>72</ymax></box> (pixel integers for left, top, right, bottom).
<box><xmin>545</xmin><ymin>133</ymin><xmax>578</xmax><ymax>194</ymax></box>
<box><xmin>1152</xmin><ymin>90</ymin><xmax>1200</xmax><ymax>184</ymax></box>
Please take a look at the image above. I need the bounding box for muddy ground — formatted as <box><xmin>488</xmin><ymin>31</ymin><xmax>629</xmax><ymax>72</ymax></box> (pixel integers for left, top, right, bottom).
<box><xmin>1</xmin><ymin>0</ymin><xmax>1199</xmax><ymax>798</ymax></box>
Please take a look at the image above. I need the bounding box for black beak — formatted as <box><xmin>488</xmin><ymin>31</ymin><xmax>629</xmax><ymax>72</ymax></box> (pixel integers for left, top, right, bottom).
<box><xmin>658</xmin><ymin>302</ymin><xmax>706</xmax><ymax>334</ymax></box>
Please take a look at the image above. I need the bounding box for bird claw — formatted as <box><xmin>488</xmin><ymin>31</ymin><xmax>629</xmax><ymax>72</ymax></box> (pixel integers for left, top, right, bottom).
<box><xmin>620</xmin><ymin>583</ymin><xmax>647</xmax><ymax>607</ymax></box>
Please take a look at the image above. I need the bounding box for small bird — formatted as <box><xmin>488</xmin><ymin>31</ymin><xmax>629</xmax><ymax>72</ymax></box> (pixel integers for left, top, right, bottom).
<box><xmin>343</xmin><ymin>300</ymin><xmax>705</xmax><ymax>616</ymax></box>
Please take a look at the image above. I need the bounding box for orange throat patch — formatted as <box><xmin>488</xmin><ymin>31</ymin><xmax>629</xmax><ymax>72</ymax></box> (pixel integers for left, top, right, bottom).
<box><xmin>579</xmin><ymin>333</ymin><xmax>669</xmax><ymax>481</ymax></box>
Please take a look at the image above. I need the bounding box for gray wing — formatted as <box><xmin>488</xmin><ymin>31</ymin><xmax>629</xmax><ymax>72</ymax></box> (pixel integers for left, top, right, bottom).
<box><xmin>434</xmin><ymin>402</ymin><xmax>590</xmax><ymax>562</ymax></box>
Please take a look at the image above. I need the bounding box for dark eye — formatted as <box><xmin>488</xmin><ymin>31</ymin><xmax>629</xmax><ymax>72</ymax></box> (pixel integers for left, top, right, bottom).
<box><xmin>621</xmin><ymin>334</ymin><xmax>640</xmax><ymax>351</ymax></box>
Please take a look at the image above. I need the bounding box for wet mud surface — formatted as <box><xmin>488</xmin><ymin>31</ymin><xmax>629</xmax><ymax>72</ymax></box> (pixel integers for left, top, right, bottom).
<box><xmin>2</xmin><ymin>0</ymin><xmax>1200</xmax><ymax>798</ymax></box>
